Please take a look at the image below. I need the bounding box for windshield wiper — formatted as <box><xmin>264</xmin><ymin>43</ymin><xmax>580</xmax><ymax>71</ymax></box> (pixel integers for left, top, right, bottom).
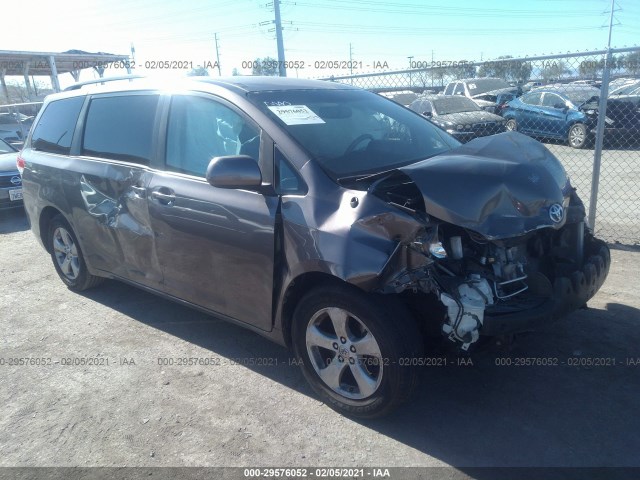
<box><xmin>337</xmin><ymin>169</ymin><xmax>396</xmax><ymax>187</ymax></box>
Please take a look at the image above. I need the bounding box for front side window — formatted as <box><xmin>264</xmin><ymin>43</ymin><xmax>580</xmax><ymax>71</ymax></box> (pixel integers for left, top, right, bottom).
<box><xmin>165</xmin><ymin>95</ymin><xmax>260</xmax><ymax>177</ymax></box>
<box><xmin>82</xmin><ymin>94</ymin><xmax>159</xmax><ymax>165</ymax></box>
<box><xmin>31</xmin><ymin>97</ymin><xmax>84</xmax><ymax>155</ymax></box>
<box><xmin>542</xmin><ymin>93</ymin><xmax>563</xmax><ymax>108</ymax></box>
<box><xmin>275</xmin><ymin>147</ymin><xmax>305</xmax><ymax>194</ymax></box>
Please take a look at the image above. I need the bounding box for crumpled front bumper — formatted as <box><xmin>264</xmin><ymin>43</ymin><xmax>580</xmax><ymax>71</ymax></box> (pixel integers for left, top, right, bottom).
<box><xmin>480</xmin><ymin>239</ymin><xmax>611</xmax><ymax>336</ymax></box>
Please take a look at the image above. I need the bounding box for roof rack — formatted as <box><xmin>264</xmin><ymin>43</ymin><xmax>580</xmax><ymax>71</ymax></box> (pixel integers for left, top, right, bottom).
<box><xmin>63</xmin><ymin>75</ymin><xmax>146</xmax><ymax>91</ymax></box>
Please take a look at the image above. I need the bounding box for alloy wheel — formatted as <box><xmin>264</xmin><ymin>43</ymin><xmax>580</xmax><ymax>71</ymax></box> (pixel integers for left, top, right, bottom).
<box><xmin>305</xmin><ymin>307</ymin><xmax>384</xmax><ymax>400</ymax></box>
<box><xmin>52</xmin><ymin>226</ymin><xmax>80</xmax><ymax>280</ymax></box>
<box><xmin>569</xmin><ymin>125</ymin><xmax>586</xmax><ymax>148</ymax></box>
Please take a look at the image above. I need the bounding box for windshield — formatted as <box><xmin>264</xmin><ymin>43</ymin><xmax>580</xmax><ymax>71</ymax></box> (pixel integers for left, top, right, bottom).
<box><xmin>564</xmin><ymin>88</ymin><xmax>599</xmax><ymax>105</ymax></box>
<box><xmin>0</xmin><ymin>138</ymin><xmax>17</xmax><ymax>153</ymax></box>
<box><xmin>249</xmin><ymin>89</ymin><xmax>460</xmax><ymax>178</ymax></box>
<box><xmin>467</xmin><ymin>78</ymin><xmax>511</xmax><ymax>95</ymax></box>
<box><xmin>432</xmin><ymin>97</ymin><xmax>480</xmax><ymax>115</ymax></box>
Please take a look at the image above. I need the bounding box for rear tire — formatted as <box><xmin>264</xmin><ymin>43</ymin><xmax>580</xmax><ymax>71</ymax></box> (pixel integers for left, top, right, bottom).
<box><xmin>292</xmin><ymin>284</ymin><xmax>423</xmax><ymax>418</ymax></box>
<box><xmin>48</xmin><ymin>215</ymin><xmax>104</xmax><ymax>291</ymax></box>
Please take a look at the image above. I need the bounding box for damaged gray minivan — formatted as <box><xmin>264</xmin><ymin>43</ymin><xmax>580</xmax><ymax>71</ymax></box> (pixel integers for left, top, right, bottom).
<box><xmin>19</xmin><ymin>76</ymin><xmax>610</xmax><ymax>418</ymax></box>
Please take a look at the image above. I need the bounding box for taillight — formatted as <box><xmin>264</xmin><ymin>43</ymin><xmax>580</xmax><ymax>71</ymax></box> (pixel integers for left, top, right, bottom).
<box><xmin>16</xmin><ymin>154</ymin><xmax>25</xmax><ymax>175</ymax></box>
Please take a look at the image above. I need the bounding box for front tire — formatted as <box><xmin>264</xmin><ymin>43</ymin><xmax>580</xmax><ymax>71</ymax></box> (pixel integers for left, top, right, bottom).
<box><xmin>292</xmin><ymin>284</ymin><xmax>423</xmax><ymax>418</ymax></box>
<box><xmin>49</xmin><ymin>215</ymin><xmax>104</xmax><ymax>291</ymax></box>
<box><xmin>568</xmin><ymin>123</ymin><xmax>588</xmax><ymax>149</ymax></box>
<box><xmin>505</xmin><ymin>118</ymin><xmax>517</xmax><ymax>131</ymax></box>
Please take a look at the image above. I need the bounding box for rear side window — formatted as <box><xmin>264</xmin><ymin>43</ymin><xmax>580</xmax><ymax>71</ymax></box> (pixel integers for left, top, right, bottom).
<box><xmin>521</xmin><ymin>92</ymin><xmax>543</xmax><ymax>106</ymax></box>
<box><xmin>82</xmin><ymin>95</ymin><xmax>159</xmax><ymax>165</ymax></box>
<box><xmin>31</xmin><ymin>97</ymin><xmax>84</xmax><ymax>155</ymax></box>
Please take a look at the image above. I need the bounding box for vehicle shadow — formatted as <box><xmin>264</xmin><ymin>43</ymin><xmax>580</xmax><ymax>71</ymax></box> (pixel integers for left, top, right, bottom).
<box><xmin>80</xmin><ymin>281</ymin><xmax>640</xmax><ymax>471</ymax></box>
<box><xmin>0</xmin><ymin>207</ymin><xmax>28</xmax><ymax>234</ymax></box>
<box><xmin>366</xmin><ymin>302</ymin><xmax>640</xmax><ymax>473</ymax></box>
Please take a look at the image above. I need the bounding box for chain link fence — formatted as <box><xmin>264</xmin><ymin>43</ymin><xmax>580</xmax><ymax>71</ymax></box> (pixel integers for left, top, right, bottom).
<box><xmin>322</xmin><ymin>47</ymin><xmax>640</xmax><ymax>246</ymax></box>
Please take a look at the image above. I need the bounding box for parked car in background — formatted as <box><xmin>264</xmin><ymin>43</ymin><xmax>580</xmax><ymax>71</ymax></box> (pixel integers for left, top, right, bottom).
<box><xmin>409</xmin><ymin>95</ymin><xmax>506</xmax><ymax>142</ymax></box>
<box><xmin>0</xmin><ymin>112</ymin><xmax>33</xmax><ymax>148</ymax></box>
<box><xmin>603</xmin><ymin>83</ymin><xmax>640</xmax><ymax>145</ymax></box>
<box><xmin>19</xmin><ymin>76</ymin><xmax>609</xmax><ymax>418</ymax></box>
<box><xmin>502</xmin><ymin>86</ymin><xmax>600</xmax><ymax>148</ymax></box>
<box><xmin>495</xmin><ymin>91</ymin><xmax>518</xmax><ymax>115</ymax></box>
<box><xmin>522</xmin><ymin>81</ymin><xmax>544</xmax><ymax>93</ymax></box>
<box><xmin>380</xmin><ymin>90</ymin><xmax>418</xmax><ymax>107</ymax></box>
<box><xmin>443</xmin><ymin>77</ymin><xmax>518</xmax><ymax>111</ymax></box>
<box><xmin>570</xmin><ymin>79</ymin><xmax>599</xmax><ymax>87</ymax></box>
<box><xmin>608</xmin><ymin>78</ymin><xmax>639</xmax><ymax>95</ymax></box>
<box><xmin>608</xmin><ymin>80</ymin><xmax>640</xmax><ymax>98</ymax></box>
<box><xmin>0</xmin><ymin>138</ymin><xmax>22</xmax><ymax>209</ymax></box>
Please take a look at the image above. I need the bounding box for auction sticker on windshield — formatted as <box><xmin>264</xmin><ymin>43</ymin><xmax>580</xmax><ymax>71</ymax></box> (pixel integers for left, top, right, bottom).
<box><xmin>267</xmin><ymin>105</ymin><xmax>325</xmax><ymax>125</ymax></box>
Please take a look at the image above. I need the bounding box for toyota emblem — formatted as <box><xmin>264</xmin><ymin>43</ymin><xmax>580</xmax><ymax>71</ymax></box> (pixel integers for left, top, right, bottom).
<box><xmin>549</xmin><ymin>204</ymin><xmax>564</xmax><ymax>223</ymax></box>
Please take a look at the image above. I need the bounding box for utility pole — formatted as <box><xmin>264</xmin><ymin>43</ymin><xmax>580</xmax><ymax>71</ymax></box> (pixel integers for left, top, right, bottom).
<box><xmin>273</xmin><ymin>0</ymin><xmax>287</xmax><ymax>76</ymax></box>
<box><xmin>588</xmin><ymin>0</ymin><xmax>616</xmax><ymax>230</ymax></box>
<box><xmin>349</xmin><ymin>43</ymin><xmax>354</xmax><ymax>84</ymax></box>
<box><xmin>431</xmin><ymin>50</ymin><xmax>434</xmax><ymax>87</ymax></box>
<box><xmin>214</xmin><ymin>33</ymin><xmax>222</xmax><ymax>76</ymax></box>
<box><xmin>349</xmin><ymin>43</ymin><xmax>354</xmax><ymax>75</ymax></box>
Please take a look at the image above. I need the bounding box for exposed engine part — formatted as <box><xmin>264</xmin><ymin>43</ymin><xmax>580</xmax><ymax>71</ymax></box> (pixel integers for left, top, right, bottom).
<box><xmin>440</xmin><ymin>275</ymin><xmax>494</xmax><ymax>350</ymax></box>
<box><xmin>489</xmin><ymin>245</ymin><xmax>529</xmax><ymax>299</ymax></box>
<box><xmin>429</xmin><ymin>242</ymin><xmax>447</xmax><ymax>259</ymax></box>
<box><xmin>450</xmin><ymin>236</ymin><xmax>463</xmax><ymax>259</ymax></box>
<box><xmin>492</xmin><ymin>275</ymin><xmax>528</xmax><ymax>299</ymax></box>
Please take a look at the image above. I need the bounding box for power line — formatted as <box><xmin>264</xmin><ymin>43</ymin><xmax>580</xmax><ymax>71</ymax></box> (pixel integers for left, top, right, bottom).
<box><xmin>293</xmin><ymin>21</ymin><xmax>606</xmax><ymax>35</ymax></box>
<box><xmin>286</xmin><ymin>1</ymin><xmax>605</xmax><ymax>18</ymax></box>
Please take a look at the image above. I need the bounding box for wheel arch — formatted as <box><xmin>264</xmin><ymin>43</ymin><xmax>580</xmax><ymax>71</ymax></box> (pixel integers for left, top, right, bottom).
<box><xmin>279</xmin><ymin>272</ymin><xmax>358</xmax><ymax>349</ymax></box>
<box><xmin>39</xmin><ymin>206</ymin><xmax>65</xmax><ymax>254</ymax></box>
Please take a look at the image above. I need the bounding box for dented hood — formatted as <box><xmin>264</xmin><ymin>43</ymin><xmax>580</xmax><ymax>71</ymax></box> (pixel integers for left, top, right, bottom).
<box><xmin>398</xmin><ymin>132</ymin><xmax>571</xmax><ymax>239</ymax></box>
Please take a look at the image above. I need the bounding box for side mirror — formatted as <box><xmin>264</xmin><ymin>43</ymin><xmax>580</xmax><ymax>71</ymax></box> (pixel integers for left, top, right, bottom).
<box><xmin>553</xmin><ymin>102</ymin><xmax>566</xmax><ymax>109</ymax></box>
<box><xmin>206</xmin><ymin>155</ymin><xmax>262</xmax><ymax>190</ymax></box>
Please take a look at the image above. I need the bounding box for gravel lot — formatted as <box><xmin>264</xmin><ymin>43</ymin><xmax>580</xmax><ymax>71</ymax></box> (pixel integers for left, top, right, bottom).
<box><xmin>1</xmin><ymin>206</ymin><xmax>639</xmax><ymax>475</ymax></box>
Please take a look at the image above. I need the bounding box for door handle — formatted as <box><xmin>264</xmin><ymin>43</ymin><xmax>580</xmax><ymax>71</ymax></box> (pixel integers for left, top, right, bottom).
<box><xmin>131</xmin><ymin>185</ymin><xmax>146</xmax><ymax>198</ymax></box>
<box><xmin>151</xmin><ymin>190</ymin><xmax>176</xmax><ymax>204</ymax></box>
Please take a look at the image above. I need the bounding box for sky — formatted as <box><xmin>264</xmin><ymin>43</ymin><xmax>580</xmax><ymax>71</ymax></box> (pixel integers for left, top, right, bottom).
<box><xmin>1</xmin><ymin>0</ymin><xmax>638</xmax><ymax>88</ymax></box>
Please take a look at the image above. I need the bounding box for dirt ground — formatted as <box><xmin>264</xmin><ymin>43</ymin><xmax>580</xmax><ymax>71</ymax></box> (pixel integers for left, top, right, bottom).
<box><xmin>1</xmin><ymin>207</ymin><xmax>639</xmax><ymax>475</ymax></box>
